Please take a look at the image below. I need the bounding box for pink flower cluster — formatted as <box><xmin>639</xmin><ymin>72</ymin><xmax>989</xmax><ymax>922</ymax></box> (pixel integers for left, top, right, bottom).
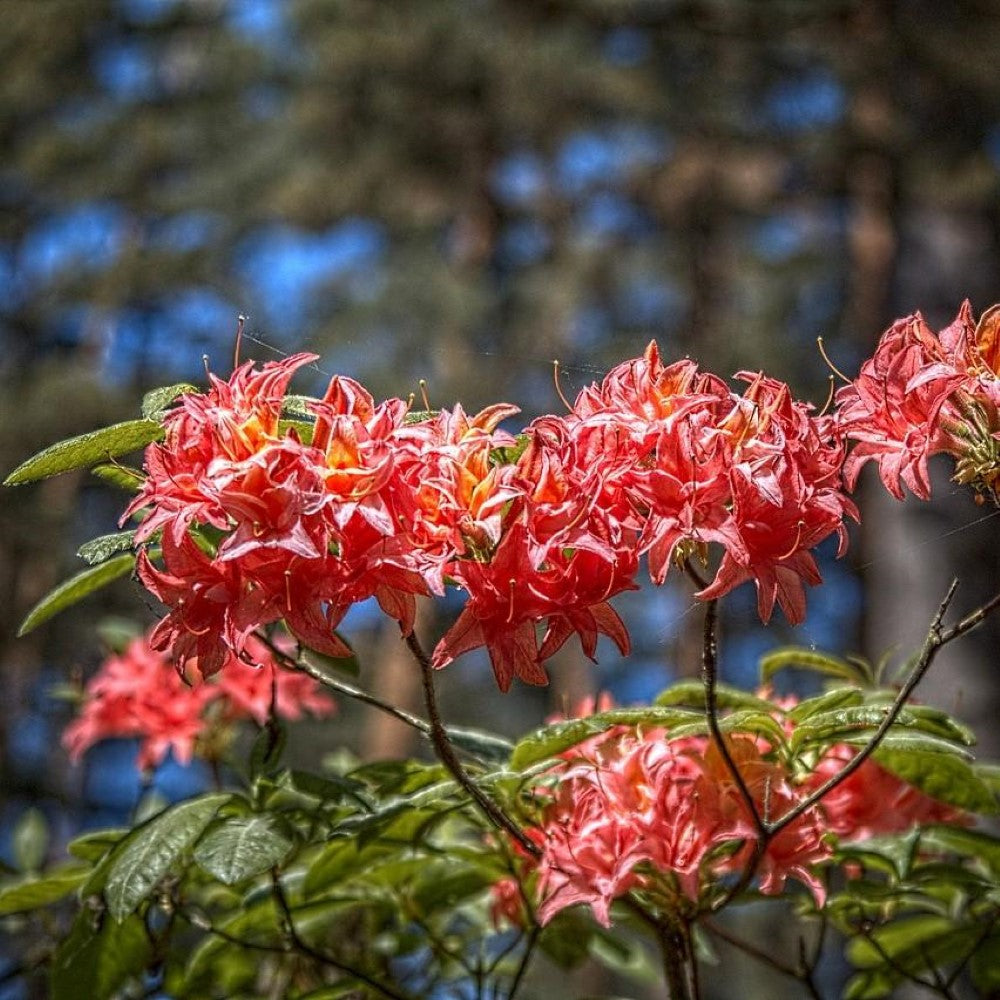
<box><xmin>126</xmin><ymin>343</ymin><xmax>857</xmax><ymax>691</ymax></box>
<box><xmin>499</xmin><ymin>716</ymin><xmax>963</xmax><ymax>928</ymax></box>
<box><xmin>838</xmin><ymin>301</ymin><xmax>1000</xmax><ymax>501</ymax></box>
<box><xmin>63</xmin><ymin>631</ymin><xmax>334</xmax><ymax>771</ymax></box>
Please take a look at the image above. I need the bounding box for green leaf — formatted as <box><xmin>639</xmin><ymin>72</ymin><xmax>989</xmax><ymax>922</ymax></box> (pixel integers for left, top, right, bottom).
<box><xmin>282</xmin><ymin>394</ymin><xmax>319</xmax><ymax>420</ymax></box>
<box><xmin>249</xmin><ymin>721</ymin><xmax>287</xmax><ymax>779</ymax></box>
<box><xmin>409</xmin><ymin>863</ymin><xmax>494</xmax><ymax>914</ymax></box>
<box><xmin>920</xmin><ymin>825</ymin><xmax>1000</xmax><ymax>875</ymax></box>
<box><xmin>443</xmin><ymin>725</ymin><xmax>514</xmax><ymax>764</ymax></box>
<box><xmin>12</xmin><ymin>807</ymin><xmax>48</xmax><ymax>872</ymax></box>
<box><xmin>90</xmin><ymin>463</ymin><xmax>145</xmax><ymax>491</ymax></box>
<box><xmin>510</xmin><ymin>707</ymin><xmax>701</xmax><ymax>770</ymax></box>
<box><xmin>17</xmin><ymin>554</ymin><xmax>135</xmax><ymax>636</ymax></box>
<box><xmin>141</xmin><ymin>382</ymin><xmax>197</xmax><ymax>420</ymax></box>
<box><xmin>970</xmin><ymin>932</ymin><xmax>1000</xmax><ymax>992</ymax></box>
<box><xmin>655</xmin><ymin>680</ymin><xmax>777</xmax><ymax>713</ymax></box>
<box><xmin>104</xmin><ymin>793</ymin><xmax>231</xmax><ymax>920</ymax></box>
<box><xmin>790</xmin><ymin>705</ymin><xmax>974</xmax><ymax>756</ymax></box>
<box><xmin>194</xmin><ymin>814</ymin><xmax>294</xmax><ymax>885</ymax></box>
<box><xmin>874</xmin><ymin>748</ymin><xmax>998</xmax><ymax>813</ymax></box>
<box><xmin>50</xmin><ymin>910</ymin><xmax>151</xmax><ymax>1000</ymax></box>
<box><xmin>786</xmin><ymin>687</ymin><xmax>864</xmax><ymax>722</ymax></box>
<box><xmin>304</xmin><ymin>841</ymin><xmax>394</xmax><ymax>897</ymax></box>
<box><xmin>288</xmin><ymin>769</ymin><xmax>367</xmax><ymax>803</ymax></box>
<box><xmin>760</xmin><ymin>646</ymin><xmax>871</xmax><ymax>686</ymax></box>
<box><xmin>4</xmin><ymin>419</ymin><xmax>163</xmax><ymax>486</ymax></box>
<box><xmin>0</xmin><ymin>865</ymin><xmax>89</xmax><ymax>915</ymax></box>
<box><xmin>77</xmin><ymin>530</ymin><xmax>136</xmax><ymax>566</ymax></box>
<box><xmin>67</xmin><ymin>828</ymin><xmax>127</xmax><ymax>864</ymax></box>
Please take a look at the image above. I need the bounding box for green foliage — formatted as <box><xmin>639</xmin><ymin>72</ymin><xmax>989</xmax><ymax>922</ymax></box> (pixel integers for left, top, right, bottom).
<box><xmin>194</xmin><ymin>814</ymin><xmax>295</xmax><ymax>885</ymax></box>
<box><xmin>141</xmin><ymin>383</ymin><xmax>198</xmax><ymax>420</ymax></box>
<box><xmin>16</xmin><ymin>553</ymin><xmax>135</xmax><ymax>636</ymax></box>
<box><xmin>76</xmin><ymin>529</ymin><xmax>137</xmax><ymax>566</ymax></box>
<box><xmin>50</xmin><ymin>910</ymin><xmax>152</xmax><ymax>1000</ymax></box>
<box><xmin>3</xmin><ymin>419</ymin><xmax>163</xmax><ymax>486</ymax></box>
<box><xmin>102</xmin><ymin>793</ymin><xmax>231</xmax><ymax>920</ymax></box>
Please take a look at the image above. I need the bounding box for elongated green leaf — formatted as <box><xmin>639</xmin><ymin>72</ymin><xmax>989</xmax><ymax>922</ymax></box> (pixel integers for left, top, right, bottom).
<box><xmin>443</xmin><ymin>725</ymin><xmax>514</xmax><ymax>763</ymax></box>
<box><xmin>846</xmin><ymin>914</ymin><xmax>955</xmax><ymax>969</ymax></box>
<box><xmin>104</xmin><ymin>793</ymin><xmax>230</xmax><ymax>921</ymax></box>
<box><xmin>920</xmin><ymin>825</ymin><xmax>1000</xmax><ymax>875</ymax></box>
<box><xmin>655</xmin><ymin>680</ymin><xmax>777</xmax><ymax>712</ymax></box>
<box><xmin>510</xmin><ymin>707</ymin><xmax>700</xmax><ymax>770</ymax></box>
<box><xmin>68</xmin><ymin>828</ymin><xmax>127</xmax><ymax>864</ymax></box>
<box><xmin>4</xmin><ymin>419</ymin><xmax>163</xmax><ymax>487</ymax></box>
<box><xmin>50</xmin><ymin>910</ymin><xmax>151</xmax><ymax>1000</ymax></box>
<box><xmin>141</xmin><ymin>382</ymin><xmax>197</xmax><ymax>420</ymax></box>
<box><xmin>787</xmin><ymin>687</ymin><xmax>864</xmax><ymax>722</ymax></box>
<box><xmin>0</xmin><ymin>865</ymin><xmax>89</xmax><ymax>915</ymax></box>
<box><xmin>194</xmin><ymin>815</ymin><xmax>294</xmax><ymax>885</ymax></box>
<box><xmin>90</xmin><ymin>463</ymin><xmax>145</xmax><ymax>491</ymax></box>
<box><xmin>77</xmin><ymin>530</ymin><xmax>136</xmax><ymax>566</ymax></box>
<box><xmin>875</xmin><ymin>750</ymin><xmax>998</xmax><ymax>813</ymax></box>
<box><xmin>760</xmin><ymin>647</ymin><xmax>871</xmax><ymax>686</ymax></box>
<box><xmin>17</xmin><ymin>554</ymin><xmax>135</xmax><ymax>636</ymax></box>
<box><xmin>790</xmin><ymin>705</ymin><xmax>972</xmax><ymax>756</ymax></box>
<box><xmin>304</xmin><ymin>841</ymin><xmax>395</xmax><ymax>897</ymax></box>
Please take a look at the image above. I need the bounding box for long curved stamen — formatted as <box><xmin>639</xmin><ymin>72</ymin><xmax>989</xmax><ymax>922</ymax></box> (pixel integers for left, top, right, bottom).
<box><xmin>816</xmin><ymin>336</ymin><xmax>852</xmax><ymax>385</ymax></box>
<box><xmin>817</xmin><ymin>375</ymin><xmax>836</xmax><ymax>417</ymax></box>
<box><xmin>552</xmin><ymin>359</ymin><xmax>573</xmax><ymax>413</ymax></box>
<box><xmin>233</xmin><ymin>314</ymin><xmax>246</xmax><ymax>370</ymax></box>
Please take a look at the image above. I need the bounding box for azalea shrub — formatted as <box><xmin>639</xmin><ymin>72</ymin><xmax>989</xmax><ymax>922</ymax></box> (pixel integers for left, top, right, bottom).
<box><xmin>5</xmin><ymin>303</ymin><xmax>1000</xmax><ymax>999</ymax></box>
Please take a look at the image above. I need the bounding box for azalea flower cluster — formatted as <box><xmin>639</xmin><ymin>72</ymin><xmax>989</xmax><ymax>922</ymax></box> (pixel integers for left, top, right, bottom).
<box><xmin>838</xmin><ymin>300</ymin><xmax>1000</xmax><ymax>502</ymax></box>
<box><xmin>495</xmin><ymin>711</ymin><xmax>963</xmax><ymax>928</ymax></box>
<box><xmin>63</xmin><ymin>631</ymin><xmax>334</xmax><ymax>771</ymax></box>
<box><xmin>126</xmin><ymin>343</ymin><xmax>856</xmax><ymax>691</ymax></box>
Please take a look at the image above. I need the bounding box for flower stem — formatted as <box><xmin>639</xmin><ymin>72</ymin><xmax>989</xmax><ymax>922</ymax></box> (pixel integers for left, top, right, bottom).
<box><xmin>404</xmin><ymin>632</ymin><xmax>540</xmax><ymax>857</ymax></box>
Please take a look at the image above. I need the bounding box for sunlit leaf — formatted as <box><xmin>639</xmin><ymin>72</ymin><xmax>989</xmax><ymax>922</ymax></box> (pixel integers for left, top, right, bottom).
<box><xmin>77</xmin><ymin>530</ymin><xmax>136</xmax><ymax>565</ymax></box>
<box><xmin>194</xmin><ymin>814</ymin><xmax>295</xmax><ymax>885</ymax></box>
<box><xmin>104</xmin><ymin>794</ymin><xmax>231</xmax><ymax>920</ymax></box>
<box><xmin>17</xmin><ymin>554</ymin><xmax>136</xmax><ymax>636</ymax></box>
<box><xmin>875</xmin><ymin>748</ymin><xmax>998</xmax><ymax>814</ymax></box>
<box><xmin>510</xmin><ymin>707</ymin><xmax>700</xmax><ymax>770</ymax></box>
<box><xmin>760</xmin><ymin>647</ymin><xmax>871</xmax><ymax>686</ymax></box>
<box><xmin>141</xmin><ymin>383</ymin><xmax>197</xmax><ymax>420</ymax></box>
<box><xmin>4</xmin><ymin>419</ymin><xmax>163</xmax><ymax>486</ymax></box>
<box><xmin>0</xmin><ymin>865</ymin><xmax>88</xmax><ymax>915</ymax></box>
<box><xmin>90</xmin><ymin>463</ymin><xmax>145</xmax><ymax>491</ymax></box>
<box><xmin>655</xmin><ymin>680</ymin><xmax>777</xmax><ymax>713</ymax></box>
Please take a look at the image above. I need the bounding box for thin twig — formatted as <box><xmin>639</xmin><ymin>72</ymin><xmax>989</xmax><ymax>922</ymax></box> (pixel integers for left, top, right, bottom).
<box><xmin>702</xmin><ymin>918</ymin><xmax>808</xmax><ymax>983</ymax></box>
<box><xmin>769</xmin><ymin>579</ymin><xmax>961</xmax><ymax>834</ymax></box>
<box><xmin>507</xmin><ymin>925</ymin><xmax>540</xmax><ymax>1000</ymax></box>
<box><xmin>700</xmin><ymin>597</ymin><xmax>766</xmax><ymax>836</ymax></box>
<box><xmin>269</xmin><ymin>869</ymin><xmax>416</xmax><ymax>1000</ymax></box>
<box><xmin>405</xmin><ymin>632</ymin><xmax>541</xmax><ymax>858</ymax></box>
<box><xmin>258</xmin><ymin>632</ymin><xmax>433</xmax><ymax>737</ymax></box>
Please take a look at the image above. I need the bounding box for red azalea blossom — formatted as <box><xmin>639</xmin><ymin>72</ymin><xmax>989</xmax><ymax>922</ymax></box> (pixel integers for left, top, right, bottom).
<box><xmin>63</xmin><ymin>631</ymin><xmax>333</xmax><ymax>771</ymax></box>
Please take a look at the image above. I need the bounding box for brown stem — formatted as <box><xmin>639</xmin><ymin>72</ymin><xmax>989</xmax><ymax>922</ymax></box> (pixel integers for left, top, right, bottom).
<box><xmin>658</xmin><ymin>917</ymin><xmax>696</xmax><ymax>1000</ymax></box>
<box><xmin>404</xmin><ymin>632</ymin><xmax>541</xmax><ymax>858</ymax></box>
<box><xmin>257</xmin><ymin>632</ymin><xmax>433</xmax><ymax>738</ymax></box>
<box><xmin>769</xmin><ymin>579</ymin><xmax>960</xmax><ymax>834</ymax></box>
<box><xmin>269</xmin><ymin>869</ymin><xmax>416</xmax><ymax>1000</ymax></box>
<box><xmin>700</xmin><ymin>597</ymin><xmax>766</xmax><ymax>837</ymax></box>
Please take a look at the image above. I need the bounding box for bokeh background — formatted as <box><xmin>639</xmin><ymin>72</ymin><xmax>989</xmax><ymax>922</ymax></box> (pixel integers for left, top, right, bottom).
<box><xmin>3</xmin><ymin>1</ymin><xmax>1000</xmax><ymax>996</ymax></box>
